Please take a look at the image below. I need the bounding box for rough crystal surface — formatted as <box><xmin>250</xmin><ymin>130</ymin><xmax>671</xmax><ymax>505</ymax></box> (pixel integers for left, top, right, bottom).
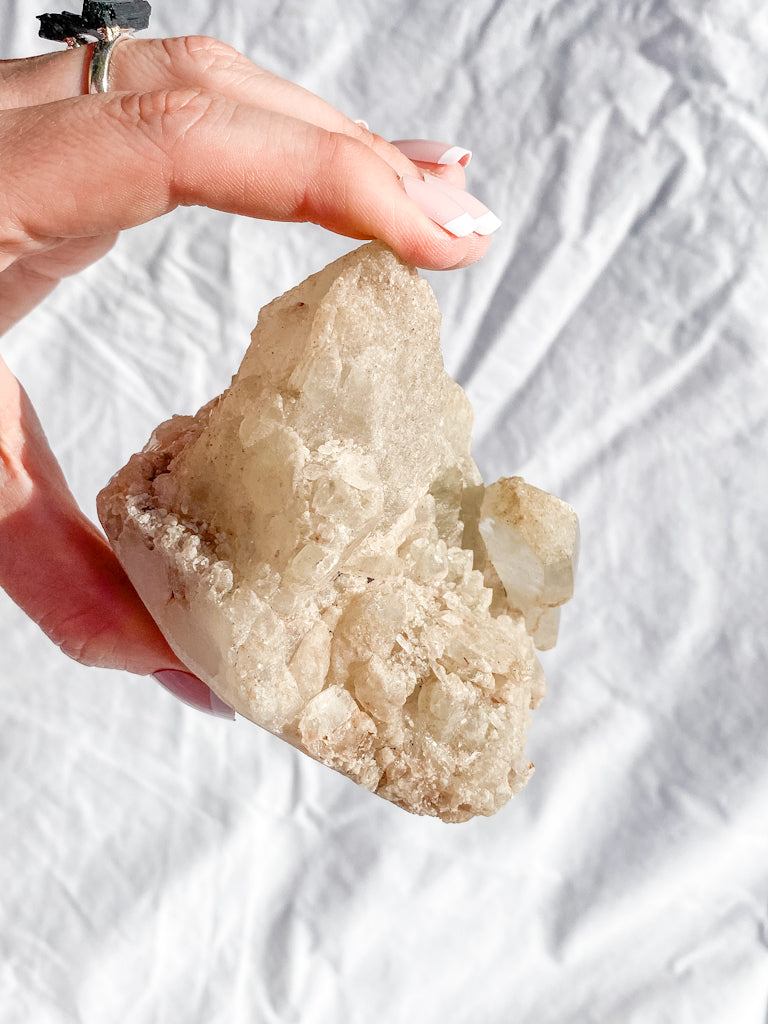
<box><xmin>97</xmin><ymin>242</ymin><xmax>578</xmax><ymax>822</ymax></box>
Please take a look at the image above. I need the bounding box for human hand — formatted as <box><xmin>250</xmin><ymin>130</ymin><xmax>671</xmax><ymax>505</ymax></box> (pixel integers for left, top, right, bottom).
<box><xmin>0</xmin><ymin>35</ymin><xmax>499</xmax><ymax>333</ymax></box>
<box><xmin>0</xmin><ymin>34</ymin><xmax>500</xmax><ymax>715</ymax></box>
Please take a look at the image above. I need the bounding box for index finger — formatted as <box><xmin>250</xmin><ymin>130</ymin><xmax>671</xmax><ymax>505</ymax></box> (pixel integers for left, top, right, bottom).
<box><xmin>1</xmin><ymin>37</ymin><xmax>454</xmax><ymax>186</ymax></box>
<box><xmin>0</xmin><ymin>88</ymin><xmax>489</xmax><ymax>270</ymax></box>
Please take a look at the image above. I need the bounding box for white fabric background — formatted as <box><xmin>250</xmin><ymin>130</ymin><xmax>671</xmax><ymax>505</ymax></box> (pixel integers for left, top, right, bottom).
<box><xmin>2</xmin><ymin>1</ymin><xmax>767</xmax><ymax>1021</ymax></box>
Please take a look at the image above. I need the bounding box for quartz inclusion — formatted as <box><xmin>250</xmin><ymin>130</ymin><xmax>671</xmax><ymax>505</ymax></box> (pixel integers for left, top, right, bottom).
<box><xmin>97</xmin><ymin>242</ymin><xmax>578</xmax><ymax>822</ymax></box>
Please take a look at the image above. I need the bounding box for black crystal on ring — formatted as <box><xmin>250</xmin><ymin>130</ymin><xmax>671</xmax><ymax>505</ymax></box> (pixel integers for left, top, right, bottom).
<box><xmin>38</xmin><ymin>1</ymin><xmax>151</xmax><ymax>41</ymax></box>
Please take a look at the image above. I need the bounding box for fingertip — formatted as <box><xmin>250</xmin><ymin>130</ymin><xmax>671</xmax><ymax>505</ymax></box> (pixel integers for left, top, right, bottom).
<box><xmin>388</xmin><ymin>174</ymin><xmax>494</xmax><ymax>269</ymax></box>
<box><xmin>382</xmin><ymin>218</ymin><xmax>477</xmax><ymax>272</ymax></box>
<box><xmin>448</xmin><ymin>234</ymin><xmax>493</xmax><ymax>268</ymax></box>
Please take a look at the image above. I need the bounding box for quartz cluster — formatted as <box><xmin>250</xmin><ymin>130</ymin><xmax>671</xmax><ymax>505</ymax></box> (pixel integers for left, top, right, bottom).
<box><xmin>97</xmin><ymin>242</ymin><xmax>578</xmax><ymax>821</ymax></box>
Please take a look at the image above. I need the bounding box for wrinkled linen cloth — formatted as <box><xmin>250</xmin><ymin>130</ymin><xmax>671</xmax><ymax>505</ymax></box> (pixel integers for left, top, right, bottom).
<box><xmin>1</xmin><ymin>2</ymin><xmax>767</xmax><ymax>1022</ymax></box>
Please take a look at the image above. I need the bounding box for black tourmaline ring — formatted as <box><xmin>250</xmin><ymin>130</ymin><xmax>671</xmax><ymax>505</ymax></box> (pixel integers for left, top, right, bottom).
<box><xmin>37</xmin><ymin>1</ymin><xmax>151</xmax><ymax>93</ymax></box>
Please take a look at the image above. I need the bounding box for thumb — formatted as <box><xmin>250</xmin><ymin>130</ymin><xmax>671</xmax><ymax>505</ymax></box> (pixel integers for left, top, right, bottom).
<box><xmin>0</xmin><ymin>360</ymin><xmax>231</xmax><ymax>717</ymax></box>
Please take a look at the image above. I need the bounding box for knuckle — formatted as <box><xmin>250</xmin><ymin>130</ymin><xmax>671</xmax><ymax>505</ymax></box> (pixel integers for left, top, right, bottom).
<box><xmin>135</xmin><ymin>86</ymin><xmax>212</xmax><ymax>121</ymax></box>
<box><xmin>374</xmin><ymin>134</ymin><xmax>416</xmax><ymax>172</ymax></box>
<box><xmin>344</xmin><ymin>123</ymin><xmax>416</xmax><ymax>178</ymax></box>
<box><xmin>106</xmin><ymin>87</ymin><xmax>230</xmax><ymax>206</ymax></box>
<box><xmin>56</xmin><ymin>631</ymin><xmax>107</xmax><ymax>668</ymax></box>
<box><xmin>320</xmin><ymin>129</ymin><xmax>366</xmax><ymax>169</ymax></box>
<box><xmin>164</xmin><ymin>34</ymin><xmax>243</xmax><ymax>76</ymax></box>
<box><xmin>44</xmin><ymin>600</ymin><xmax>118</xmax><ymax>668</ymax></box>
<box><xmin>306</xmin><ymin>130</ymin><xmax>366</xmax><ymax>195</ymax></box>
<box><xmin>111</xmin><ymin>87</ymin><xmax>216</xmax><ymax>149</ymax></box>
<box><xmin>347</xmin><ymin>124</ymin><xmax>401</xmax><ymax>167</ymax></box>
<box><xmin>294</xmin><ymin>130</ymin><xmax>379</xmax><ymax>224</ymax></box>
<box><xmin>349</xmin><ymin>122</ymin><xmax>377</xmax><ymax>148</ymax></box>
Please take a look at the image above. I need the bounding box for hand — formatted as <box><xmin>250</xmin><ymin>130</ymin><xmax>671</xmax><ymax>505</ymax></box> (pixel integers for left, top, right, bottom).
<box><xmin>0</xmin><ymin>36</ymin><xmax>498</xmax><ymax>332</ymax></box>
<box><xmin>0</xmin><ymin>35</ymin><xmax>500</xmax><ymax>715</ymax></box>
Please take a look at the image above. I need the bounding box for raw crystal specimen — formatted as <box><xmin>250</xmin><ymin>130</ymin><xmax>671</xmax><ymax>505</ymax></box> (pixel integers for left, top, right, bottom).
<box><xmin>479</xmin><ymin>478</ymin><xmax>579</xmax><ymax>651</ymax></box>
<box><xmin>97</xmin><ymin>242</ymin><xmax>578</xmax><ymax>822</ymax></box>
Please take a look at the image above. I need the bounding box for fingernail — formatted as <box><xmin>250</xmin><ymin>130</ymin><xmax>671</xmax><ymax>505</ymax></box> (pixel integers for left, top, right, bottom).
<box><xmin>392</xmin><ymin>139</ymin><xmax>472</xmax><ymax>167</ymax></box>
<box><xmin>401</xmin><ymin>175</ymin><xmax>476</xmax><ymax>237</ymax></box>
<box><xmin>353</xmin><ymin>118</ymin><xmax>370</xmax><ymax>130</ymax></box>
<box><xmin>153</xmin><ymin>669</ymin><xmax>235</xmax><ymax>720</ymax></box>
<box><xmin>424</xmin><ymin>173</ymin><xmax>502</xmax><ymax>235</ymax></box>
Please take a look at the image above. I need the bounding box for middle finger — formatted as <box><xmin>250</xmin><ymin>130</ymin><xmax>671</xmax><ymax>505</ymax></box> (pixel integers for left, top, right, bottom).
<box><xmin>1</xmin><ymin>37</ymin><xmax>465</xmax><ymax>187</ymax></box>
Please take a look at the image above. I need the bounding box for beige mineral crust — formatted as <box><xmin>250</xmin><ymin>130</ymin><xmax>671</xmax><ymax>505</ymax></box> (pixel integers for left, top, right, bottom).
<box><xmin>97</xmin><ymin>242</ymin><xmax>578</xmax><ymax>822</ymax></box>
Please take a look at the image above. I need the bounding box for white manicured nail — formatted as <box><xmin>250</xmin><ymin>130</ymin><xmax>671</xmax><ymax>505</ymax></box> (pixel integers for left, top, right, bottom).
<box><xmin>153</xmin><ymin>669</ymin><xmax>235</xmax><ymax>719</ymax></box>
<box><xmin>401</xmin><ymin>175</ymin><xmax>475</xmax><ymax>237</ymax></box>
<box><xmin>424</xmin><ymin>174</ymin><xmax>502</xmax><ymax>235</ymax></box>
<box><xmin>392</xmin><ymin>139</ymin><xmax>472</xmax><ymax>166</ymax></box>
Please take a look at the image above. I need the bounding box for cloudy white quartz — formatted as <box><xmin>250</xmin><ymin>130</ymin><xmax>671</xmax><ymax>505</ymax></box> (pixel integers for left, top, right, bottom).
<box><xmin>98</xmin><ymin>243</ymin><xmax>578</xmax><ymax>822</ymax></box>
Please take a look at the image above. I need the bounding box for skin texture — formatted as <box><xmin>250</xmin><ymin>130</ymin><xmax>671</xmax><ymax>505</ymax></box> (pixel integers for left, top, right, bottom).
<box><xmin>0</xmin><ymin>35</ymin><xmax>494</xmax><ymax>700</ymax></box>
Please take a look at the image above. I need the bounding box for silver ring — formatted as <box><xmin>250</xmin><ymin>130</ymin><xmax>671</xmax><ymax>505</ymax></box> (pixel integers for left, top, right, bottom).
<box><xmin>37</xmin><ymin>3</ymin><xmax>151</xmax><ymax>92</ymax></box>
<box><xmin>87</xmin><ymin>27</ymin><xmax>134</xmax><ymax>94</ymax></box>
